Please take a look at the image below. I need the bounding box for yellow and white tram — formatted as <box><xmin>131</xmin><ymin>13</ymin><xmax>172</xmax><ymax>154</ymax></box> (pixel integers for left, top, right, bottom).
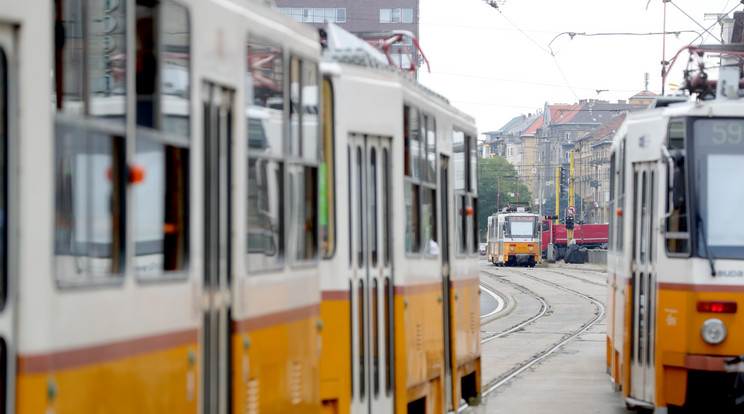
<box><xmin>318</xmin><ymin>24</ymin><xmax>481</xmax><ymax>413</ymax></box>
<box><xmin>0</xmin><ymin>1</ymin><xmax>480</xmax><ymax>413</ymax></box>
<box><xmin>607</xmin><ymin>45</ymin><xmax>744</xmax><ymax>412</ymax></box>
<box><xmin>486</xmin><ymin>205</ymin><xmax>541</xmax><ymax>267</ymax></box>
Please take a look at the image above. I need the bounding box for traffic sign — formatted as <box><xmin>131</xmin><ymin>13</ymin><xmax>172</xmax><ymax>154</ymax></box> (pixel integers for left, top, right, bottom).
<box><xmin>567</xmin><ymin>206</ymin><xmax>575</xmax><ymax>215</ymax></box>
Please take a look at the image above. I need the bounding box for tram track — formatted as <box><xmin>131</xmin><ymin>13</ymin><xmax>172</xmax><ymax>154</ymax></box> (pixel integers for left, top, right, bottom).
<box><xmin>479</xmin><ymin>272</ymin><xmax>549</xmax><ymax>343</ymax></box>
<box><xmin>479</xmin><ymin>266</ymin><xmax>607</xmax><ymax>399</ymax></box>
<box><xmin>538</xmin><ymin>266</ymin><xmax>607</xmax><ymax>287</ymax></box>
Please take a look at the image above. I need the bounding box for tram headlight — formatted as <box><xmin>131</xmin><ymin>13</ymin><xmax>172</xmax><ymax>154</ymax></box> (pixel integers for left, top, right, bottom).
<box><xmin>510</xmin><ymin>247</ymin><xmax>515</xmax><ymax>252</ymax></box>
<box><xmin>529</xmin><ymin>247</ymin><xmax>534</xmax><ymax>252</ymax></box>
<box><xmin>701</xmin><ymin>318</ymin><xmax>727</xmax><ymax>345</ymax></box>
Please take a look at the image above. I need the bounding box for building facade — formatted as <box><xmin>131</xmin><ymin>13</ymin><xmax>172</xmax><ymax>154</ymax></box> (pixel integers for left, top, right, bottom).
<box><xmin>275</xmin><ymin>0</ymin><xmax>422</xmax><ymax>74</ymax></box>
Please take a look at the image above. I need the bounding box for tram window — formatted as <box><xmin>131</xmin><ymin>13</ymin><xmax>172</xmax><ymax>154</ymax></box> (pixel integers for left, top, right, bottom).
<box><xmin>356</xmin><ymin>147</ymin><xmax>364</xmax><ymax>266</ymax></box>
<box><xmin>404</xmin><ymin>182</ymin><xmax>420</xmax><ymax>253</ymax></box>
<box><xmin>608</xmin><ymin>153</ymin><xmax>615</xmax><ymax>251</ymax></box>
<box><xmin>246</xmin><ymin>38</ymin><xmax>286</xmax><ymax>271</ymax></box>
<box><xmin>649</xmin><ymin>172</ymin><xmax>655</xmax><ymax>262</ymax></box>
<box><xmin>54</xmin><ymin>120</ymin><xmax>126</xmax><ymax>285</ymax></box>
<box><xmin>370</xmin><ymin>149</ymin><xmax>378</xmax><ymax>266</ymax></box>
<box><xmin>409</xmin><ymin>108</ymin><xmax>421</xmax><ymax>180</ymax></box>
<box><xmin>424</xmin><ymin>116</ymin><xmax>436</xmax><ymax>183</ymax></box>
<box><xmin>55</xmin><ymin>0</ymin><xmax>127</xmax><ymax>119</ymax></box>
<box><xmin>301</xmin><ymin>62</ymin><xmax>319</xmax><ymax>160</ymax></box>
<box><xmin>453</xmin><ymin>130</ymin><xmax>465</xmax><ymax>191</ymax></box>
<box><xmin>382</xmin><ymin>150</ymin><xmax>391</xmax><ymax>266</ymax></box>
<box><xmin>422</xmin><ymin>188</ymin><xmax>437</xmax><ymax>256</ymax></box>
<box><xmin>289</xmin><ymin>58</ymin><xmax>300</xmax><ymax>156</ymax></box>
<box><xmin>320</xmin><ymin>79</ymin><xmax>336</xmax><ymax>259</ymax></box>
<box><xmin>616</xmin><ymin>140</ymin><xmax>625</xmax><ymax>253</ymax></box>
<box><xmin>288</xmin><ymin>58</ymin><xmax>319</xmax><ymax>264</ymax></box>
<box><xmin>348</xmin><ymin>147</ymin><xmax>353</xmax><ymax>267</ymax></box>
<box><xmin>289</xmin><ymin>166</ymin><xmax>317</xmax><ymax>262</ymax></box>
<box><xmin>665</xmin><ymin>121</ymin><xmax>690</xmax><ymax>255</ymax></box>
<box><xmin>135</xmin><ymin>2</ymin><xmax>156</xmax><ymax>128</ymax></box>
<box><xmin>0</xmin><ymin>49</ymin><xmax>6</xmax><ymax>307</ymax></box>
<box><xmin>403</xmin><ymin>106</ymin><xmax>411</xmax><ymax>176</ymax></box>
<box><xmin>640</xmin><ymin>172</ymin><xmax>648</xmax><ymax>263</ymax></box>
<box><xmin>134</xmin><ymin>0</ymin><xmax>191</xmax><ymax>279</ymax></box>
<box><xmin>471</xmin><ymin>198</ymin><xmax>479</xmax><ymax>254</ymax></box>
<box><xmin>468</xmin><ymin>134</ymin><xmax>478</xmax><ymax>193</ymax></box>
<box><xmin>384</xmin><ymin>277</ymin><xmax>393</xmax><ymax>395</ymax></box>
<box><xmin>372</xmin><ymin>278</ymin><xmax>379</xmax><ymax>397</ymax></box>
<box><xmin>456</xmin><ymin>195</ymin><xmax>467</xmax><ymax>254</ymax></box>
<box><xmin>358</xmin><ymin>279</ymin><xmax>365</xmax><ymax>400</ymax></box>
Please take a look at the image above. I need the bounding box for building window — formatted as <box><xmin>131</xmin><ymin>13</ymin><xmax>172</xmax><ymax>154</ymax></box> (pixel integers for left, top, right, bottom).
<box><xmin>380</xmin><ymin>9</ymin><xmax>391</xmax><ymax>23</ymax></box>
<box><xmin>291</xmin><ymin>8</ymin><xmax>302</xmax><ymax>22</ymax></box>
<box><xmin>391</xmin><ymin>8</ymin><xmax>401</xmax><ymax>23</ymax></box>
<box><xmin>381</xmin><ymin>8</ymin><xmax>412</xmax><ymax>23</ymax></box>
<box><xmin>336</xmin><ymin>8</ymin><xmax>346</xmax><ymax>23</ymax></box>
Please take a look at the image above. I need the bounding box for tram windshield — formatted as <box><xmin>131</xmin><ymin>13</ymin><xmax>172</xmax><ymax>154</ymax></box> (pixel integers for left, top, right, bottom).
<box><xmin>505</xmin><ymin>216</ymin><xmax>538</xmax><ymax>239</ymax></box>
<box><xmin>693</xmin><ymin>119</ymin><xmax>744</xmax><ymax>260</ymax></box>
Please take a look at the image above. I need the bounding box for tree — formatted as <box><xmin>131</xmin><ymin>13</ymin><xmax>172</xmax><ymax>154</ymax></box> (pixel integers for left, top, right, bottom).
<box><xmin>477</xmin><ymin>157</ymin><xmax>533</xmax><ymax>241</ymax></box>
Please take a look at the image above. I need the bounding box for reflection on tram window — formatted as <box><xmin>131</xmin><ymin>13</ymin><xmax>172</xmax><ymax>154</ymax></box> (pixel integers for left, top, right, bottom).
<box><xmin>55</xmin><ymin>0</ymin><xmax>127</xmax><ymax>119</ymax></box>
<box><xmin>246</xmin><ymin>158</ymin><xmax>285</xmax><ymax>269</ymax></box>
<box><xmin>54</xmin><ymin>120</ymin><xmax>125</xmax><ymax>285</ymax></box>
<box><xmin>301</xmin><ymin>62</ymin><xmax>319</xmax><ymax>161</ymax></box>
<box><xmin>289</xmin><ymin>166</ymin><xmax>317</xmax><ymax>262</ymax></box>
<box><xmin>246</xmin><ymin>40</ymin><xmax>284</xmax><ymax>156</ymax></box>
<box><xmin>246</xmin><ymin>39</ymin><xmax>285</xmax><ymax>271</ymax></box>
<box><xmin>134</xmin><ymin>0</ymin><xmax>190</xmax><ymax>280</ymax></box>
<box><xmin>134</xmin><ymin>135</ymin><xmax>190</xmax><ymax>278</ymax></box>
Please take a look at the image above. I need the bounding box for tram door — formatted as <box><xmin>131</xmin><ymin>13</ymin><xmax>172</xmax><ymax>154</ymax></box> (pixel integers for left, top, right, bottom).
<box><xmin>349</xmin><ymin>134</ymin><xmax>394</xmax><ymax>414</ymax></box>
<box><xmin>201</xmin><ymin>84</ymin><xmax>233</xmax><ymax>414</ymax></box>
<box><xmin>629</xmin><ymin>163</ymin><xmax>657</xmax><ymax>403</ymax></box>
<box><xmin>0</xmin><ymin>25</ymin><xmax>15</xmax><ymax>414</ymax></box>
<box><xmin>440</xmin><ymin>156</ymin><xmax>454</xmax><ymax>410</ymax></box>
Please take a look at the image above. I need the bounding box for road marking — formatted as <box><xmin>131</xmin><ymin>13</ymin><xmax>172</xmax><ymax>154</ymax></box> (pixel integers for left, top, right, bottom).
<box><xmin>480</xmin><ymin>284</ymin><xmax>505</xmax><ymax>319</ymax></box>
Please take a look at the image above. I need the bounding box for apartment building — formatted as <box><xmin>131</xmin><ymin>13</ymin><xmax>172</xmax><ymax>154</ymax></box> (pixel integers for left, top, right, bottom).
<box><xmin>274</xmin><ymin>0</ymin><xmax>422</xmax><ymax>74</ymax></box>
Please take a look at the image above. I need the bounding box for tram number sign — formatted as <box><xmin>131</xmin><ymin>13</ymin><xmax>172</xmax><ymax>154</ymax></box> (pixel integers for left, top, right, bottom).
<box><xmin>567</xmin><ymin>206</ymin><xmax>575</xmax><ymax>216</ymax></box>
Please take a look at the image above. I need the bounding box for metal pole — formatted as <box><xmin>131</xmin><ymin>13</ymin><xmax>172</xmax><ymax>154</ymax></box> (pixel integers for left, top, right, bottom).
<box><xmin>555</xmin><ymin>167</ymin><xmax>559</xmax><ymax>225</ymax></box>
<box><xmin>569</xmin><ymin>150</ymin><xmax>575</xmax><ymax>242</ymax></box>
<box><xmin>497</xmin><ymin>176</ymin><xmax>500</xmax><ymax>211</ymax></box>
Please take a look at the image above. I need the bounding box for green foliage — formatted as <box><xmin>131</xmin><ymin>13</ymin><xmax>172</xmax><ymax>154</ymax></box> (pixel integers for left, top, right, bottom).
<box><xmin>477</xmin><ymin>157</ymin><xmax>533</xmax><ymax>241</ymax></box>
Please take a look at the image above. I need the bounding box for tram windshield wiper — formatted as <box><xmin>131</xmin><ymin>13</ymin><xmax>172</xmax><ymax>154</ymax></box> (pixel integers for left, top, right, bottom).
<box><xmin>697</xmin><ymin>213</ymin><xmax>717</xmax><ymax>276</ymax></box>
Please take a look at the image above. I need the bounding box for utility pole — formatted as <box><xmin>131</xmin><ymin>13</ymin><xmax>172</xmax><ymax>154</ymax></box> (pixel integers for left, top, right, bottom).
<box><xmin>554</xmin><ymin>166</ymin><xmax>559</xmax><ymax>224</ymax></box>
<box><xmin>568</xmin><ymin>150</ymin><xmax>575</xmax><ymax>242</ymax></box>
<box><xmin>497</xmin><ymin>176</ymin><xmax>500</xmax><ymax>211</ymax></box>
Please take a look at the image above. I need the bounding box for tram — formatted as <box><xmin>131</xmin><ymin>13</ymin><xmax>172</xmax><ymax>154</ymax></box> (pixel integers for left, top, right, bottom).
<box><xmin>486</xmin><ymin>204</ymin><xmax>541</xmax><ymax>267</ymax></box>
<box><xmin>0</xmin><ymin>0</ymin><xmax>480</xmax><ymax>413</ymax></box>
<box><xmin>318</xmin><ymin>24</ymin><xmax>481</xmax><ymax>413</ymax></box>
<box><xmin>606</xmin><ymin>44</ymin><xmax>744</xmax><ymax>412</ymax></box>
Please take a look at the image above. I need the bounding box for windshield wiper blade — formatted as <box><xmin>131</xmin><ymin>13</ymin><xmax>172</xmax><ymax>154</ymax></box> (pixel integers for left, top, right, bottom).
<box><xmin>697</xmin><ymin>213</ymin><xmax>717</xmax><ymax>276</ymax></box>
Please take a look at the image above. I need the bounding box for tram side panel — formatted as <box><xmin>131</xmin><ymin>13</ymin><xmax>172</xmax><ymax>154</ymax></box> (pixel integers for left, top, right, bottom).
<box><xmin>234</xmin><ymin>7</ymin><xmax>324</xmax><ymax>414</ymax></box>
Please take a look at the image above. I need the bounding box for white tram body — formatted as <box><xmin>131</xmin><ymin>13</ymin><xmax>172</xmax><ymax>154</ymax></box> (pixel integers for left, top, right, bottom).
<box><xmin>607</xmin><ymin>47</ymin><xmax>744</xmax><ymax>411</ymax></box>
<box><xmin>6</xmin><ymin>0</ymin><xmax>326</xmax><ymax>412</ymax></box>
<box><xmin>0</xmin><ymin>1</ymin><xmax>481</xmax><ymax>413</ymax></box>
<box><xmin>318</xmin><ymin>24</ymin><xmax>481</xmax><ymax>413</ymax></box>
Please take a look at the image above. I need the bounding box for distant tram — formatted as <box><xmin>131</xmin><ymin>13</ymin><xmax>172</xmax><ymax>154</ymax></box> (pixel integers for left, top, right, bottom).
<box><xmin>487</xmin><ymin>204</ymin><xmax>541</xmax><ymax>267</ymax></box>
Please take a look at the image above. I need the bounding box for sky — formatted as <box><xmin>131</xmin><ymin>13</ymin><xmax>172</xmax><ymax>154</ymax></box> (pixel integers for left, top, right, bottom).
<box><xmin>417</xmin><ymin>0</ymin><xmax>742</xmax><ymax>135</ymax></box>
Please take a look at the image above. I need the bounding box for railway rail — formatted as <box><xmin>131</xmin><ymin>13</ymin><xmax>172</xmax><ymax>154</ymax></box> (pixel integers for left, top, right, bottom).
<box><xmin>478</xmin><ymin>266</ymin><xmax>606</xmax><ymax>400</ymax></box>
